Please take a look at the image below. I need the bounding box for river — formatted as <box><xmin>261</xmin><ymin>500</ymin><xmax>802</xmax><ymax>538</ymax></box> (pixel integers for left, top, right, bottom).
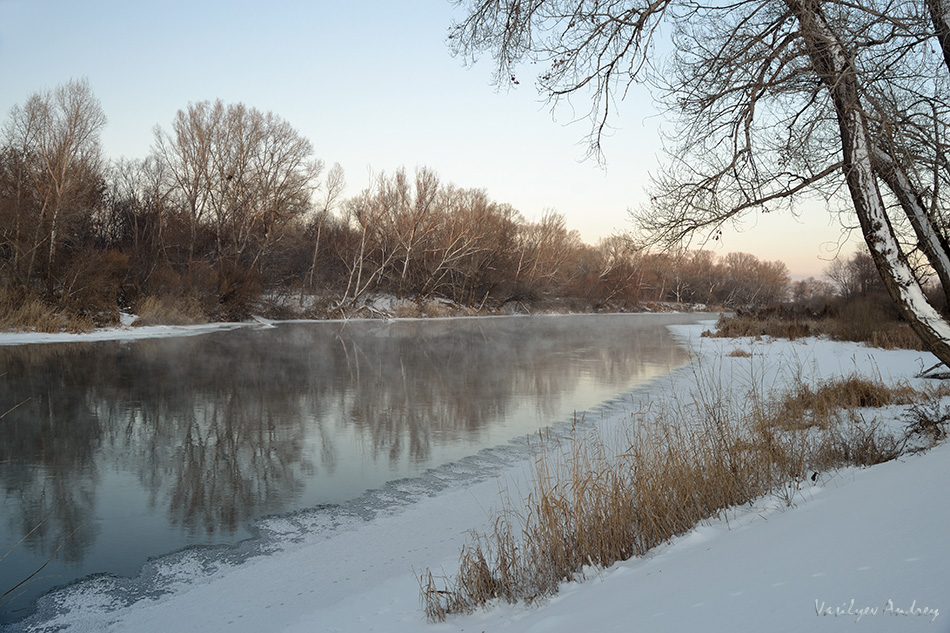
<box><xmin>0</xmin><ymin>313</ymin><xmax>706</xmax><ymax>624</ymax></box>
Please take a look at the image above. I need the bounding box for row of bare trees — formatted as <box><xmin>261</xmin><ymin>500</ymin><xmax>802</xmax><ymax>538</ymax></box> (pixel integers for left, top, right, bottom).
<box><xmin>296</xmin><ymin>166</ymin><xmax>794</xmax><ymax>312</ymax></box>
<box><xmin>1</xmin><ymin>80</ymin><xmax>794</xmax><ymax>324</ymax></box>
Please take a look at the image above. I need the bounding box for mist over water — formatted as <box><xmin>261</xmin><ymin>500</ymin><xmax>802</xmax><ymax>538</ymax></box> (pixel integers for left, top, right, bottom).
<box><xmin>0</xmin><ymin>313</ymin><xmax>703</xmax><ymax>624</ymax></box>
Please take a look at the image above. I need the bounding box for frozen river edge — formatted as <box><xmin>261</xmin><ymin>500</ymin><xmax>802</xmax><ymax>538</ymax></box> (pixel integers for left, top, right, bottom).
<box><xmin>4</xmin><ymin>316</ymin><xmax>949</xmax><ymax>633</ymax></box>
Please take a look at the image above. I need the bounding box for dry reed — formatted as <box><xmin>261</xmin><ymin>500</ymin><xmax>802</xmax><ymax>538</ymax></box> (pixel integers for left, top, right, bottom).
<box><xmin>420</xmin><ymin>371</ymin><xmax>947</xmax><ymax>621</ymax></box>
<box><xmin>704</xmin><ymin>314</ymin><xmax>815</xmax><ymax>340</ymax></box>
<box><xmin>706</xmin><ymin>307</ymin><xmax>927</xmax><ymax>351</ymax></box>
<box><xmin>0</xmin><ymin>286</ymin><xmax>91</xmax><ymax>333</ymax></box>
<box><xmin>132</xmin><ymin>295</ymin><xmax>207</xmax><ymax>326</ymax></box>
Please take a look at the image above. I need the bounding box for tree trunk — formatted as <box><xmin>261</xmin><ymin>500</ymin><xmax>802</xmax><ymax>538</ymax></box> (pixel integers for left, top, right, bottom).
<box><xmin>872</xmin><ymin>147</ymin><xmax>950</xmax><ymax>308</ymax></box>
<box><xmin>790</xmin><ymin>0</ymin><xmax>950</xmax><ymax>367</ymax></box>
<box><xmin>927</xmin><ymin>0</ymin><xmax>950</xmax><ymax>75</ymax></box>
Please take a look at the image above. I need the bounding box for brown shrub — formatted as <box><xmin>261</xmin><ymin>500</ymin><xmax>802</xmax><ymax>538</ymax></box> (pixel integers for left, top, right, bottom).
<box><xmin>822</xmin><ymin>296</ymin><xmax>925</xmax><ymax>350</ymax></box>
<box><xmin>143</xmin><ymin>261</ymin><xmax>261</xmax><ymax>322</ymax></box>
<box><xmin>708</xmin><ymin>296</ymin><xmax>928</xmax><ymax>351</ymax></box>
<box><xmin>56</xmin><ymin>249</ymin><xmax>131</xmax><ymax>327</ymax></box>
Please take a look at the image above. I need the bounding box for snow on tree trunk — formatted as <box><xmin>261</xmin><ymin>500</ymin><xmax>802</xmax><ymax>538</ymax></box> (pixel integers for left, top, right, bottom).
<box><xmin>872</xmin><ymin>147</ymin><xmax>950</xmax><ymax>309</ymax></box>
<box><xmin>789</xmin><ymin>0</ymin><xmax>950</xmax><ymax>368</ymax></box>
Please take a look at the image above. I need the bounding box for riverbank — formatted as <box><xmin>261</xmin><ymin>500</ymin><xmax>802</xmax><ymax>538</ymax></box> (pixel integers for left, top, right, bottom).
<box><xmin>0</xmin><ymin>297</ymin><xmax>710</xmax><ymax>346</ymax></box>
<box><xmin>4</xmin><ymin>320</ymin><xmax>948</xmax><ymax>633</ymax></box>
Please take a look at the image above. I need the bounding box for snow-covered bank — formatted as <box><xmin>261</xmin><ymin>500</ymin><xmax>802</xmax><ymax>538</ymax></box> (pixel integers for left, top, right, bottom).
<box><xmin>0</xmin><ymin>320</ymin><xmax>253</xmax><ymax>346</ymax></box>
<box><xmin>428</xmin><ymin>440</ymin><xmax>949</xmax><ymax>633</ymax></box>
<box><xmin>0</xmin><ymin>298</ymin><xmax>712</xmax><ymax>347</ymax></box>
<box><xmin>6</xmin><ymin>323</ymin><xmax>949</xmax><ymax>633</ymax></box>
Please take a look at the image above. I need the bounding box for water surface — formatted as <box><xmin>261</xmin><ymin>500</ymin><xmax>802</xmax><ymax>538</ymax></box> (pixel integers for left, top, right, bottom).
<box><xmin>0</xmin><ymin>313</ymin><xmax>702</xmax><ymax>623</ymax></box>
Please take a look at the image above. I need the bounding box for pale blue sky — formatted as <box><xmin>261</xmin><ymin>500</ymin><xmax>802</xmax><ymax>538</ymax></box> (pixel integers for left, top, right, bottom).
<box><xmin>0</xmin><ymin>0</ymin><xmax>856</xmax><ymax>276</ymax></box>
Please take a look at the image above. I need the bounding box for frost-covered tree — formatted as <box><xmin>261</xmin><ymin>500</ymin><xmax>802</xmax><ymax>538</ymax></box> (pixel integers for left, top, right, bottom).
<box><xmin>450</xmin><ymin>0</ymin><xmax>950</xmax><ymax>366</ymax></box>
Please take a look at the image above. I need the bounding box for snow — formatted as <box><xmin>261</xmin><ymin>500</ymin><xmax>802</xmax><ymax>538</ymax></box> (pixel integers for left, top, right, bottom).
<box><xmin>4</xmin><ymin>320</ymin><xmax>948</xmax><ymax>633</ymax></box>
<box><xmin>0</xmin><ymin>317</ymin><xmax>255</xmax><ymax>346</ymax></box>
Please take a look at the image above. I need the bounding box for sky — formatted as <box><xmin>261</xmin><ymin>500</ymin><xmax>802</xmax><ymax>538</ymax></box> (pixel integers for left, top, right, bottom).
<box><xmin>0</xmin><ymin>0</ymin><xmax>861</xmax><ymax>277</ymax></box>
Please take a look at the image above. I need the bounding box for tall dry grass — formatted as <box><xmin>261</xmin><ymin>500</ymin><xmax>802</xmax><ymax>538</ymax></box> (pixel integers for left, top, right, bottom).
<box><xmin>706</xmin><ymin>314</ymin><xmax>815</xmax><ymax>340</ymax></box>
<box><xmin>0</xmin><ymin>285</ymin><xmax>92</xmax><ymax>333</ymax></box>
<box><xmin>775</xmin><ymin>374</ymin><xmax>925</xmax><ymax>428</ymax></box>
<box><xmin>419</xmin><ymin>370</ymin><xmax>948</xmax><ymax>621</ymax></box>
<box><xmin>705</xmin><ymin>300</ymin><xmax>927</xmax><ymax>351</ymax></box>
<box><xmin>131</xmin><ymin>295</ymin><xmax>207</xmax><ymax>326</ymax></box>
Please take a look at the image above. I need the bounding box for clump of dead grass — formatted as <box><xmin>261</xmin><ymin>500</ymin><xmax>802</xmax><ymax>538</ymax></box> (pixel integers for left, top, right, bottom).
<box><xmin>774</xmin><ymin>374</ymin><xmax>924</xmax><ymax>429</ymax></box>
<box><xmin>703</xmin><ymin>314</ymin><xmax>814</xmax><ymax>340</ymax></box>
<box><xmin>132</xmin><ymin>295</ymin><xmax>207</xmax><ymax>326</ymax></box>
<box><xmin>420</xmin><ymin>370</ymin><xmax>947</xmax><ymax>621</ymax></box>
<box><xmin>393</xmin><ymin>302</ymin><xmax>424</xmax><ymax>319</ymax></box>
<box><xmin>706</xmin><ymin>299</ymin><xmax>928</xmax><ymax>351</ymax></box>
<box><xmin>421</xmin><ymin>299</ymin><xmax>477</xmax><ymax>318</ymax></box>
<box><xmin>901</xmin><ymin>398</ymin><xmax>950</xmax><ymax>450</ymax></box>
<box><xmin>0</xmin><ymin>285</ymin><xmax>92</xmax><ymax>333</ymax></box>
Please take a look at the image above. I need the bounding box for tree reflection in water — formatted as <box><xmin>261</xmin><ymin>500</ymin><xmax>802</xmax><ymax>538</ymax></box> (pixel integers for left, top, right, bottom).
<box><xmin>0</xmin><ymin>314</ymin><xmax>697</xmax><ymax>622</ymax></box>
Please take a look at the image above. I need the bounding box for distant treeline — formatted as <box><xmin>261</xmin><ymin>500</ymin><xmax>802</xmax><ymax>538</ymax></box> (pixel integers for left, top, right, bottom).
<box><xmin>0</xmin><ymin>79</ymin><xmax>794</xmax><ymax>330</ymax></box>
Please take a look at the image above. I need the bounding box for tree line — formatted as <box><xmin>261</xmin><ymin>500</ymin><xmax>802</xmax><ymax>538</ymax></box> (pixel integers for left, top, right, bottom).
<box><xmin>0</xmin><ymin>79</ymin><xmax>792</xmax><ymax>328</ymax></box>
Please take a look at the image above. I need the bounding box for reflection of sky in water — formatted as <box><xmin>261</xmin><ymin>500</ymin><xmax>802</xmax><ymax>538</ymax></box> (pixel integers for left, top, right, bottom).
<box><xmin>0</xmin><ymin>313</ymin><xmax>703</xmax><ymax>623</ymax></box>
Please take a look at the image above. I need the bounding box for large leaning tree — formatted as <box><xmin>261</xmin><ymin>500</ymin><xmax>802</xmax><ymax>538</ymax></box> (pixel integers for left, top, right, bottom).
<box><xmin>450</xmin><ymin>0</ymin><xmax>950</xmax><ymax>367</ymax></box>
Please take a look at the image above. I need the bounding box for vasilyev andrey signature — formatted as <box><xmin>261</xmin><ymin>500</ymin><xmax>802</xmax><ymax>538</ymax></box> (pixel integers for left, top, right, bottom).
<box><xmin>816</xmin><ymin>599</ymin><xmax>940</xmax><ymax>623</ymax></box>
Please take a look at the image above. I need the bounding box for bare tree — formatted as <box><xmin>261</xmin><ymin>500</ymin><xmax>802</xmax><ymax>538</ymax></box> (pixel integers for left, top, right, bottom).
<box><xmin>153</xmin><ymin>100</ymin><xmax>322</xmax><ymax>268</ymax></box>
<box><xmin>826</xmin><ymin>251</ymin><xmax>884</xmax><ymax>299</ymax></box>
<box><xmin>306</xmin><ymin>162</ymin><xmax>346</xmax><ymax>292</ymax></box>
<box><xmin>100</xmin><ymin>157</ymin><xmax>172</xmax><ymax>266</ymax></box>
<box><xmin>677</xmin><ymin>250</ymin><xmax>721</xmax><ymax>305</ymax></box>
<box><xmin>424</xmin><ymin>184</ymin><xmax>520</xmax><ymax>304</ymax></box>
<box><xmin>334</xmin><ymin>173</ymin><xmax>403</xmax><ymax>311</ymax></box>
<box><xmin>585</xmin><ymin>235</ymin><xmax>649</xmax><ymax>307</ymax></box>
<box><xmin>719</xmin><ymin>252</ymin><xmax>790</xmax><ymax>307</ymax></box>
<box><xmin>1</xmin><ymin>78</ymin><xmax>106</xmax><ymax>283</ymax></box>
<box><xmin>791</xmin><ymin>276</ymin><xmax>836</xmax><ymax>308</ymax></box>
<box><xmin>514</xmin><ymin>210</ymin><xmax>582</xmax><ymax>293</ymax></box>
<box><xmin>333</xmin><ymin>167</ymin><xmax>522</xmax><ymax>309</ymax></box>
<box><xmin>450</xmin><ymin>0</ymin><xmax>950</xmax><ymax>366</ymax></box>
